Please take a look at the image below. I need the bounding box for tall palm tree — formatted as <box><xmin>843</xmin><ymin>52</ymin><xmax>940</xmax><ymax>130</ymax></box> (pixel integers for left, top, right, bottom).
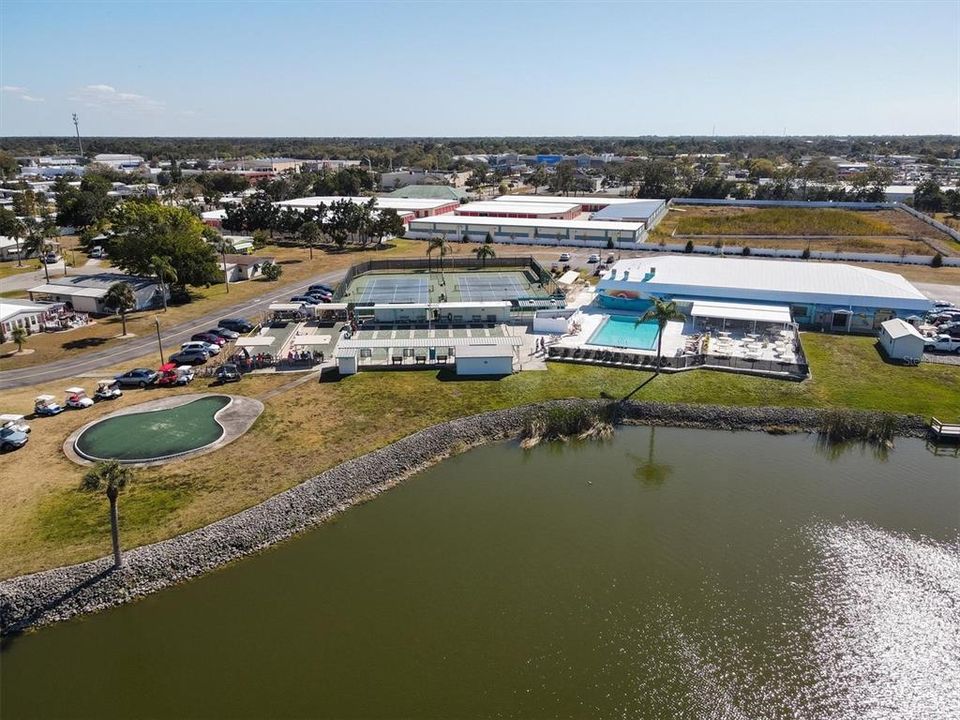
<box><xmin>427</xmin><ymin>236</ymin><xmax>450</xmax><ymax>286</ymax></box>
<box><xmin>22</xmin><ymin>220</ymin><xmax>54</xmax><ymax>283</ymax></box>
<box><xmin>7</xmin><ymin>217</ymin><xmax>25</xmax><ymax>267</ymax></box>
<box><xmin>104</xmin><ymin>281</ymin><xmax>136</xmax><ymax>336</ymax></box>
<box><xmin>11</xmin><ymin>326</ymin><xmax>28</xmax><ymax>353</ymax></box>
<box><xmin>474</xmin><ymin>244</ymin><xmax>496</xmax><ymax>268</ymax></box>
<box><xmin>81</xmin><ymin>460</ymin><xmax>134</xmax><ymax>568</ymax></box>
<box><xmin>637</xmin><ymin>296</ymin><xmax>685</xmax><ymax>374</ymax></box>
<box><xmin>150</xmin><ymin>255</ymin><xmax>177</xmax><ymax>311</ymax></box>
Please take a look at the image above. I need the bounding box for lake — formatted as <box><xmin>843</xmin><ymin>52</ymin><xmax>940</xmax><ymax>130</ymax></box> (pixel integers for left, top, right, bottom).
<box><xmin>2</xmin><ymin>427</ymin><xmax>958</xmax><ymax>719</ymax></box>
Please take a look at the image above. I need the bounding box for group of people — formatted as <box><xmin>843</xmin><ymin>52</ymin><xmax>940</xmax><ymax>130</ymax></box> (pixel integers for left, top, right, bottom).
<box><xmin>230</xmin><ymin>351</ymin><xmax>275</xmax><ymax>372</ymax></box>
<box><xmin>284</xmin><ymin>349</ymin><xmax>325</xmax><ymax>365</ymax></box>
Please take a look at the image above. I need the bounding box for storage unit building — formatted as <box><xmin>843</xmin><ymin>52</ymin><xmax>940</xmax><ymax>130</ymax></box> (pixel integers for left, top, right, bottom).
<box><xmin>454</xmin><ymin>345</ymin><xmax>515</xmax><ymax>376</ymax></box>
<box><xmin>878</xmin><ymin>319</ymin><xmax>926</xmax><ymax>361</ymax></box>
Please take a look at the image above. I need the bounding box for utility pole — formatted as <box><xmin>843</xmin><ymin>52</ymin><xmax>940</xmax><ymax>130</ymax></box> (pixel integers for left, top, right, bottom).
<box><xmin>72</xmin><ymin>114</ymin><xmax>83</xmax><ymax>156</ymax></box>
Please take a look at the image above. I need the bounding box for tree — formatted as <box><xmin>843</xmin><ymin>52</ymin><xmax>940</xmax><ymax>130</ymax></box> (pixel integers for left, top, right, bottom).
<box><xmin>55</xmin><ymin>173</ymin><xmax>115</xmax><ymax>229</ymax></box>
<box><xmin>150</xmin><ymin>255</ymin><xmax>177</xmax><ymax>311</ymax></box>
<box><xmin>748</xmin><ymin>159</ymin><xmax>777</xmax><ymax>180</ymax></box>
<box><xmin>427</xmin><ymin>236</ymin><xmax>451</xmax><ymax>286</ymax></box>
<box><xmin>107</xmin><ymin>203</ymin><xmax>220</xmax><ymax>292</ymax></box>
<box><xmin>299</xmin><ymin>220</ymin><xmax>321</xmax><ymax>260</ymax></box>
<box><xmin>0</xmin><ymin>208</ymin><xmax>25</xmax><ymax>266</ymax></box>
<box><xmin>261</xmin><ymin>261</ymin><xmax>282</xmax><ymax>281</ymax></box>
<box><xmin>474</xmin><ymin>244</ymin><xmax>496</xmax><ymax>267</ymax></box>
<box><xmin>0</xmin><ymin>150</ymin><xmax>19</xmax><ymax>179</ymax></box>
<box><xmin>683</xmin><ymin>240</ymin><xmax>694</xmax><ymax>253</ymax></box>
<box><xmin>371</xmin><ymin>208</ymin><xmax>405</xmax><ymax>245</ymax></box>
<box><xmin>849</xmin><ymin>165</ymin><xmax>893</xmax><ymax>202</ymax></box>
<box><xmin>11</xmin><ymin>326</ymin><xmax>28</xmax><ymax>353</ymax></box>
<box><xmin>251</xmin><ymin>229</ymin><xmax>269</xmax><ymax>250</ymax></box>
<box><xmin>913</xmin><ymin>180</ymin><xmax>944</xmax><ymax>213</ymax></box>
<box><xmin>528</xmin><ymin>166</ymin><xmax>548</xmax><ymax>195</ymax></box>
<box><xmin>637</xmin><ymin>297</ymin><xmax>685</xmax><ymax>374</ymax></box>
<box><xmin>945</xmin><ymin>189</ymin><xmax>960</xmax><ymax>218</ymax></box>
<box><xmin>12</xmin><ymin>187</ymin><xmax>37</xmax><ymax>216</ymax></box>
<box><xmin>81</xmin><ymin>460</ymin><xmax>134</xmax><ymax>568</ymax></box>
<box><xmin>21</xmin><ymin>217</ymin><xmax>58</xmax><ymax>283</ymax></box>
<box><xmin>742</xmin><ymin>246</ymin><xmax>752</xmax><ymax>256</ymax></box>
<box><xmin>931</xmin><ymin>252</ymin><xmax>943</xmax><ymax>268</ymax></box>
<box><xmin>104</xmin><ymin>282</ymin><xmax>136</xmax><ymax>336</ymax></box>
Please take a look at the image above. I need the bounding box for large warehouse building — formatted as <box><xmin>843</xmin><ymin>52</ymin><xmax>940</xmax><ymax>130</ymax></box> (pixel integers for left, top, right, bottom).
<box><xmin>406</xmin><ymin>214</ymin><xmax>647</xmax><ymax>247</ymax></box>
<box><xmin>493</xmin><ymin>195</ymin><xmax>667</xmax><ymax>226</ymax></box>
<box><xmin>276</xmin><ymin>196</ymin><xmax>459</xmax><ymax>219</ymax></box>
<box><xmin>455</xmin><ymin>200</ymin><xmax>581</xmax><ymax>220</ymax></box>
<box><xmin>595</xmin><ymin>255</ymin><xmax>932</xmax><ymax>333</ymax></box>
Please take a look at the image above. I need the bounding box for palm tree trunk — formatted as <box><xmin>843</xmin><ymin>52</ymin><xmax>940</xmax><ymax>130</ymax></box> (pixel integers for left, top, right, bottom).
<box><xmin>655</xmin><ymin>322</ymin><xmax>665</xmax><ymax>374</ymax></box>
<box><xmin>109</xmin><ymin>496</ymin><xmax>122</xmax><ymax>568</ymax></box>
<box><xmin>121</xmin><ymin>309</ymin><xmax>127</xmax><ymax>337</ymax></box>
<box><xmin>159</xmin><ymin>277</ymin><xmax>168</xmax><ymax>311</ymax></box>
<box><xmin>15</xmin><ymin>238</ymin><xmax>22</xmax><ymax>267</ymax></box>
<box><xmin>42</xmin><ymin>259</ymin><xmax>50</xmax><ymax>283</ymax></box>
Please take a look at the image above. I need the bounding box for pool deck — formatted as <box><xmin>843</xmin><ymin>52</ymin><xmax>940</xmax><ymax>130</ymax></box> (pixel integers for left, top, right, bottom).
<box><xmin>63</xmin><ymin>393</ymin><xmax>264</xmax><ymax>468</ymax></box>
<box><xmin>550</xmin><ymin>308</ymin><xmax>685</xmax><ymax>357</ymax></box>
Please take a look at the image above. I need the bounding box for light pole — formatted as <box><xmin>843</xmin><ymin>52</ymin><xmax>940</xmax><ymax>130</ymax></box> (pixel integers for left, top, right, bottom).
<box><xmin>155</xmin><ymin>317</ymin><xmax>164</xmax><ymax>365</ymax></box>
<box><xmin>221</xmin><ymin>245</ymin><xmax>230</xmax><ymax>294</ymax></box>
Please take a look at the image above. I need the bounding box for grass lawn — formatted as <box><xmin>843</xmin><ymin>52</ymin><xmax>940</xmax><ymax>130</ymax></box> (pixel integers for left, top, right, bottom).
<box><xmin>0</xmin><ymin>261</ymin><xmax>43</xmax><ymax>279</ymax></box>
<box><xmin>675</xmin><ymin>207</ymin><xmax>897</xmax><ymax>236</ymax></box>
<box><xmin>1</xmin><ymin>331</ymin><xmax>958</xmax><ymax>579</ymax></box>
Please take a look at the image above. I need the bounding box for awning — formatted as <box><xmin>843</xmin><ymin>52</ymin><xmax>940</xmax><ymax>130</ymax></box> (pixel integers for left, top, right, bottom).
<box><xmin>337</xmin><ymin>336</ymin><xmax>522</xmax><ymax>350</ymax></box>
<box><xmin>290</xmin><ymin>335</ymin><xmax>332</xmax><ymax>346</ymax></box>
<box><xmin>691</xmin><ymin>300</ymin><xmax>792</xmax><ymax>325</ymax></box>
<box><xmin>318</xmin><ymin>302</ymin><xmax>348</xmax><ymax>311</ymax></box>
<box><xmin>236</xmin><ymin>336</ymin><xmax>276</xmax><ymax>348</ymax></box>
<box><xmin>268</xmin><ymin>303</ymin><xmax>303</xmax><ymax>311</ymax></box>
<box><xmin>557</xmin><ymin>270</ymin><xmax>580</xmax><ymax>286</ymax></box>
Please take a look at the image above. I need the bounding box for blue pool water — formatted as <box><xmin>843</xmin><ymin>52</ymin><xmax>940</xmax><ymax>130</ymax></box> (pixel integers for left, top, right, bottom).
<box><xmin>587</xmin><ymin>314</ymin><xmax>660</xmax><ymax>350</ymax></box>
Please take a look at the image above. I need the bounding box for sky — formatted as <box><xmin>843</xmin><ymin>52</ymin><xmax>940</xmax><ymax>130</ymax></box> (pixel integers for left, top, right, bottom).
<box><xmin>1</xmin><ymin>0</ymin><xmax>958</xmax><ymax>137</ymax></box>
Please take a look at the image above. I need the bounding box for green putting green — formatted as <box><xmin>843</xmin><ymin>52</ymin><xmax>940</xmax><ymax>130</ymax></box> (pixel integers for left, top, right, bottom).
<box><xmin>75</xmin><ymin>396</ymin><xmax>232</xmax><ymax>462</ymax></box>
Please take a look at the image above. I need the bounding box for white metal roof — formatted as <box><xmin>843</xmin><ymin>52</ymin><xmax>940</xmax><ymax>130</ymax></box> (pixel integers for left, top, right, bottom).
<box><xmin>276</xmin><ymin>196</ymin><xmax>455</xmax><ymax>211</ymax></box>
<box><xmin>290</xmin><ymin>335</ymin><xmax>332</xmax><ymax>346</ymax></box>
<box><xmin>0</xmin><ymin>414</ymin><xmax>25</xmax><ymax>422</ymax></box>
<box><xmin>455</xmin><ymin>345</ymin><xmax>516</xmax><ymax>358</ymax></box>
<box><xmin>557</xmin><ymin>270</ymin><xmax>580</xmax><ymax>285</ymax></box>
<box><xmin>457</xmin><ymin>200</ymin><xmax>580</xmax><ymax>215</ymax></box>
<box><xmin>880</xmin><ymin>318</ymin><xmax>924</xmax><ymax>340</ymax></box>
<box><xmin>409</xmin><ymin>213</ymin><xmax>644</xmax><ymax>233</ymax></box>
<box><xmin>691</xmin><ymin>300</ymin><xmax>792</xmax><ymax>324</ymax></box>
<box><xmin>494</xmin><ymin>195</ymin><xmax>646</xmax><ymax>206</ymax></box>
<box><xmin>600</xmin><ymin>256</ymin><xmax>932</xmax><ymax>311</ymax></box>
<box><xmin>64</xmin><ymin>386</ymin><xmax>87</xmax><ymax>394</ymax></box>
<box><xmin>0</xmin><ymin>299</ymin><xmax>53</xmax><ymax>322</ymax></box>
<box><xmin>338</xmin><ymin>336</ymin><xmax>522</xmax><ymax>350</ymax></box>
<box><xmin>268</xmin><ymin>303</ymin><xmax>303</xmax><ymax>311</ymax></box>
<box><xmin>28</xmin><ymin>284</ymin><xmax>108</xmax><ymax>298</ymax></box>
<box><xmin>235</xmin><ymin>336</ymin><xmax>276</xmax><ymax>348</ymax></box>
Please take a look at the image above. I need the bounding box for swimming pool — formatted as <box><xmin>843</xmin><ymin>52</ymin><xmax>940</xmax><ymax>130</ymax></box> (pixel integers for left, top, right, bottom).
<box><xmin>587</xmin><ymin>314</ymin><xmax>660</xmax><ymax>350</ymax></box>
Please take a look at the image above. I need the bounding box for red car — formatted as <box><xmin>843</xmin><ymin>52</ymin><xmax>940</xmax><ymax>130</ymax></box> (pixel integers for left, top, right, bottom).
<box><xmin>191</xmin><ymin>332</ymin><xmax>226</xmax><ymax>346</ymax></box>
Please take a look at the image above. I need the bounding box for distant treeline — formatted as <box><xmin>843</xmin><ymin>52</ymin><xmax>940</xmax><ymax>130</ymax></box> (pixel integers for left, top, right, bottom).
<box><xmin>1</xmin><ymin>136</ymin><xmax>957</xmax><ymax>169</ymax></box>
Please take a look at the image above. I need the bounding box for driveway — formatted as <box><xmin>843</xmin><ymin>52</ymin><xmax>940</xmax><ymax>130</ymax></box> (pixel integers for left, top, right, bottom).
<box><xmin>914</xmin><ymin>282</ymin><xmax>960</xmax><ymax>307</ymax></box>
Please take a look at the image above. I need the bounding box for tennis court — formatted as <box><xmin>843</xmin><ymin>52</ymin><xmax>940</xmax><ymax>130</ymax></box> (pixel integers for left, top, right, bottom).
<box><xmin>345</xmin><ymin>270</ymin><xmax>549</xmax><ymax>304</ymax></box>
<box><xmin>353</xmin><ymin>276</ymin><xmax>430</xmax><ymax>304</ymax></box>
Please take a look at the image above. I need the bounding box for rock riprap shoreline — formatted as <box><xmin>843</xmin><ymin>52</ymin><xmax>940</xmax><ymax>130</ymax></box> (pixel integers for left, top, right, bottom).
<box><xmin>0</xmin><ymin>400</ymin><xmax>927</xmax><ymax>636</ymax></box>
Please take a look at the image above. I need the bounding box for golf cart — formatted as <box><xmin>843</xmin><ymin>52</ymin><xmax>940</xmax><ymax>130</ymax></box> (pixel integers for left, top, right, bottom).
<box><xmin>94</xmin><ymin>380</ymin><xmax>124</xmax><ymax>401</ymax></box>
<box><xmin>65</xmin><ymin>387</ymin><xmax>95</xmax><ymax>409</ymax></box>
<box><xmin>215</xmin><ymin>363</ymin><xmax>242</xmax><ymax>384</ymax></box>
<box><xmin>0</xmin><ymin>413</ymin><xmax>31</xmax><ymax>434</ymax></box>
<box><xmin>34</xmin><ymin>395</ymin><xmax>64</xmax><ymax>416</ymax></box>
<box><xmin>157</xmin><ymin>362</ymin><xmax>195</xmax><ymax>386</ymax></box>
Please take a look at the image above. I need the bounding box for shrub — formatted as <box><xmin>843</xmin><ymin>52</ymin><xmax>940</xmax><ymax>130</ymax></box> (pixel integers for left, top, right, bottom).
<box><xmin>818</xmin><ymin>409</ymin><xmax>896</xmax><ymax>448</ymax></box>
<box><xmin>683</xmin><ymin>240</ymin><xmax>694</xmax><ymax>253</ymax></box>
<box><xmin>931</xmin><ymin>252</ymin><xmax>943</xmax><ymax>268</ymax></box>
<box><xmin>520</xmin><ymin>403</ymin><xmax>618</xmax><ymax>447</ymax></box>
<box><xmin>261</xmin><ymin>261</ymin><xmax>282</xmax><ymax>281</ymax></box>
<box><xmin>741</xmin><ymin>246</ymin><xmax>751</xmax><ymax>256</ymax></box>
<box><xmin>801</xmin><ymin>246</ymin><xmax>811</xmax><ymax>260</ymax></box>
<box><xmin>606</xmin><ymin>238</ymin><xmax>615</xmax><ymax>249</ymax></box>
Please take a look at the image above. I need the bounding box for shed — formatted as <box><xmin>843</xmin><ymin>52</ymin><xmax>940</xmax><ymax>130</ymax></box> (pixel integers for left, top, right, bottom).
<box><xmin>454</xmin><ymin>345</ymin><xmax>514</xmax><ymax>376</ymax></box>
<box><xmin>878</xmin><ymin>318</ymin><xmax>925</xmax><ymax>361</ymax></box>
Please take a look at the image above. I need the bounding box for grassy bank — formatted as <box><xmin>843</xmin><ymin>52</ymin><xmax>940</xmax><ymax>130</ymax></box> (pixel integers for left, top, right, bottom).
<box><xmin>1</xmin><ymin>331</ymin><xmax>958</xmax><ymax>580</ymax></box>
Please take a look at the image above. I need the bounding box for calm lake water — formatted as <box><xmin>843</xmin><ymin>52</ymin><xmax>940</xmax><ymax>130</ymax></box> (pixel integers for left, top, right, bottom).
<box><xmin>2</xmin><ymin>427</ymin><xmax>958</xmax><ymax>719</ymax></box>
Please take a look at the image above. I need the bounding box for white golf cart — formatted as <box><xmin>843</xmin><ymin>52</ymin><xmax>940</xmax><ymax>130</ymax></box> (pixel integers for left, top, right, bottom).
<box><xmin>65</xmin><ymin>387</ymin><xmax>95</xmax><ymax>409</ymax></box>
<box><xmin>34</xmin><ymin>395</ymin><xmax>64</xmax><ymax>416</ymax></box>
<box><xmin>94</xmin><ymin>380</ymin><xmax>124</xmax><ymax>401</ymax></box>
<box><xmin>0</xmin><ymin>413</ymin><xmax>31</xmax><ymax>434</ymax></box>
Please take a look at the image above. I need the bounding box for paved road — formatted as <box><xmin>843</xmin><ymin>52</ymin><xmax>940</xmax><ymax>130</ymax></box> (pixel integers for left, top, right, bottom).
<box><xmin>0</xmin><ymin>268</ymin><xmax>347</xmax><ymax>391</ymax></box>
<box><xmin>914</xmin><ymin>282</ymin><xmax>960</xmax><ymax>307</ymax></box>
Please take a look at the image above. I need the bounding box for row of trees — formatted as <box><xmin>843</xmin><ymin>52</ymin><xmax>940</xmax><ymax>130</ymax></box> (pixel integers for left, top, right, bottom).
<box><xmin>223</xmin><ymin>194</ymin><xmax>405</xmax><ymax>249</ymax></box>
<box><xmin>913</xmin><ymin>180</ymin><xmax>960</xmax><ymax>215</ymax></box>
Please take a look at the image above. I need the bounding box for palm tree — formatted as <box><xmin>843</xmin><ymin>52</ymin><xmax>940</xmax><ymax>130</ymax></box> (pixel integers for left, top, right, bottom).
<box><xmin>11</xmin><ymin>326</ymin><xmax>28</xmax><ymax>353</ymax></box>
<box><xmin>638</xmin><ymin>296</ymin><xmax>685</xmax><ymax>374</ymax></box>
<box><xmin>427</xmin><ymin>236</ymin><xmax>450</xmax><ymax>286</ymax></box>
<box><xmin>22</xmin><ymin>220</ymin><xmax>54</xmax><ymax>283</ymax></box>
<box><xmin>7</xmin><ymin>217</ymin><xmax>25</xmax><ymax>267</ymax></box>
<box><xmin>150</xmin><ymin>255</ymin><xmax>177</xmax><ymax>311</ymax></box>
<box><xmin>104</xmin><ymin>281</ymin><xmax>136</xmax><ymax>336</ymax></box>
<box><xmin>81</xmin><ymin>460</ymin><xmax>134</xmax><ymax>568</ymax></box>
<box><xmin>474</xmin><ymin>244</ymin><xmax>496</xmax><ymax>268</ymax></box>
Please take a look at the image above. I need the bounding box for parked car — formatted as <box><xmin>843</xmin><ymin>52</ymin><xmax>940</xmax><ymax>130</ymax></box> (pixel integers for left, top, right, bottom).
<box><xmin>0</xmin><ymin>425</ymin><xmax>28</xmax><ymax>452</ymax></box>
<box><xmin>114</xmin><ymin>368</ymin><xmax>160</xmax><ymax>387</ymax></box>
<box><xmin>94</xmin><ymin>380</ymin><xmax>123</xmax><ymax>401</ymax></box>
<box><xmin>606</xmin><ymin>254</ymin><xmax>616</xmax><ymax>264</ymax></box>
<box><xmin>34</xmin><ymin>395</ymin><xmax>64</xmax><ymax>416</ymax></box>
<box><xmin>587</xmin><ymin>254</ymin><xmax>600</xmax><ymax>263</ymax></box>
<box><xmin>218</xmin><ymin>318</ymin><xmax>255</xmax><ymax>333</ymax></box>
<box><xmin>215</xmin><ymin>363</ymin><xmax>242</xmax><ymax>383</ymax></box>
<box><xmin>88</xmin><ymin>245</ymin><xmax>107</xmax><ymax>259</ymax></box>
<box><xmin>924</xmin><ymin>335</ymin><xmax>960</xmax><ymax>353</ymax></box>
<box><xmin>169</xmin><ymin>348</ymin><xmax>209</xmax><ymax>365</ymax></box>
<box><xmin>0</xmin><ymin>414</ymin><xmax>31</xmax><ymax>434</ymax></box>
<box><xmin>65</xmin><ymin>387</ymin><xmax>95</xmax><ymax>409</ymax></box>
<box><xmin>157</xmin><ymin>363</ymin><xmax>195</xmax><ymax>386</ymax></box>
<box><xmin>42</xmin><ymin>252</ymin><xmax>61</xmax><ymax>264</ymax></box>
<box><xmin>308</xmin><ymin>284</ymin><xmax>334</xmax><ymax>294</ymax></box>
<box><xmin>307</xmin><ymin>293</ymin><xmax>333</xmax><ymax>303</ymax></box>
<box><xmin>290</xmin><ymin>295</ymin><xmax>321</xmax><ymax>305</ymax></box>
<box><xmin>191</xmin><ymin>332</ymin><xmax>227</xmax><ymax>347</ymax></box>
<box><xmin>558</xmin><ymin>252</ymin><xmax>571</xmax><ymax>262</ymax></box>
<box><xmin>932</xmin><ymin>300</ymin><xmax>957</xmax><ymax>310</ymax></box>
<box><xmin>307</xmin><ymin>288</ymin><xmax>333</xmax><ymax>299</ymax></box>
<box><xmin>182</xmin><ymin>340</ymin><xmax>220</xmax><ymax>356</ymax></box>
<box><xmin>208</xmin><ymin>327</ymin><xmax>240</xmax><ymax>341</ymax></box>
